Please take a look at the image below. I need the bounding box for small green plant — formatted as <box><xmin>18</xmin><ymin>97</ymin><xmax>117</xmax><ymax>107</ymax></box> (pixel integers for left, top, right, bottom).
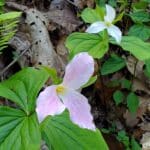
<box><xmin>0</xmin><ymin>64</ymin><xmax>108</xmax><ymax>149</ymax></box>
<box><xmin>102</xmin><ymin>124</ymin><xmax>141</xmax><ymax>150</ymax></box>
<box><xmin>0</xmin><ymin>4</ymin><xmax>21</xmax><ymax>53</ymax></box>
<box><xmin>117</xmin><ymin>130</ymin><xmax>141</xmax><ymax>150</ymax></box>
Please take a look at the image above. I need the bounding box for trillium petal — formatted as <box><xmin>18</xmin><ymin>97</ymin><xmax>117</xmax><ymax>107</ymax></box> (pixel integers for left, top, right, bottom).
<box><xmin>107</xmin><ymin>25</ymin><xmax>122</xmax><ymax>43</ymax></box>
<box><xmin>86</xmin><ymin>21</ymin><xmax>106</xmax><ymax>33</ymax></box>
<box><xmin>59</xmin><ymin>89</ymin><xmax>96</xmax><ymax>130</ymax></box>
<box><xmin>104</xmin><ymin>4</ymin><xmax>116</xmax><ymax>23</ymax></box>
<box><xmin>62</xmin><ymin>52</ymin><xmax>94</xmax><ymax>90</ymax></box>
<box><xmin>36</xmin><ymin>85</ymin><xmax>65</xmax><ymax>122</ymax></box>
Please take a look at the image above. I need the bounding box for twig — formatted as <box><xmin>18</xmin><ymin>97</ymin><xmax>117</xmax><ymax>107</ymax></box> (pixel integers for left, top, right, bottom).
<box><xmin>130</xmin><ymin>59</ymin><xmax>138</xmax><ymax>90</ymax></box>
<box><xmin>6</xmin><ymin>2</ymin><xmax>28</xmax><ymax>11</ymax></box>
<box><xmin>66</xmin><ymin>0</ymin><xmax>77</xmax><ymax>6</ymax></box>
<box><xmin>0</xmin><ymin>46</ymin><xmax>30</xmax><ymax>77</ymax></box>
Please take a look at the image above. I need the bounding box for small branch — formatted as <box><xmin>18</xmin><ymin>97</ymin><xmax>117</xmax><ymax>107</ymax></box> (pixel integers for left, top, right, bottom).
<box><xmin>0</xmin><ymin>46</ymin><xmax>30</xmax><ymax>77</ymax></box>
<box><xmin>130</xmin><ymin>59</ymin><xmax>138</xmax><ymax>90</ymax></box>
<box><xmin>6</xmin><ymin>2</ymin><xmax>28</xmax><ymax>11</ymax></box>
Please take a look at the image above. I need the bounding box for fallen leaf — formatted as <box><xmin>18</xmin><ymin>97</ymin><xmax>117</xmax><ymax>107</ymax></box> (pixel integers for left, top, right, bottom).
<box><xmin>45</xmin><ymin>0</ymin><xmax>82</xmax><ymax>33</ymax></box>
<box><xmin>141</xmin><ymin>132</ymin><xmax>150</xmax><ymax>150</ymax></box>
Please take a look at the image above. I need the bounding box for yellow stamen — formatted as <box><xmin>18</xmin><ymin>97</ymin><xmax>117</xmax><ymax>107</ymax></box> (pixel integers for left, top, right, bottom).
<box><xmin>56</xmin><ymin>85</ymin><xmax>65</xmax><ymax>94</ymax></box>
<box><xmin>105</xmin><ymin>22</ymin><xmax>111</xmax><ymax>27</ymax></box>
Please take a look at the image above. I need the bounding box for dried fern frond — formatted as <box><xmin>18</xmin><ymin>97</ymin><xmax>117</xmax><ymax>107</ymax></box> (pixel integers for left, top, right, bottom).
<box><xmin>0</xmin><ymin>12</ymin><xmax>21</xmax><ymax>53</ymax></box>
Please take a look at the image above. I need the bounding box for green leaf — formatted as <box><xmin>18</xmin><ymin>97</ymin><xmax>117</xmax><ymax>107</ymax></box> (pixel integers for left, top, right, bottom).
<box><xmin>81</xmin><ymin>8</ymin><xmax>101</xmax><ymax>23</ymax></box>
<box><xmin>0</xmin><ymin>11</ymin><xmax>21</xmax><ymax>53</ymax></box>
<box><xmin>120</xmin><ymin>78</ymin><xmax>131</xmax><ymax>90</ymax></box>
<box><xmin>129</xmin><ymin>11</ymin><xmax>150</xmax><ymax>23</ymax></box>
<box><xmin>142</xmin><ymin>0</ymin><xmax>150</xmax><ymax>2</ymax></box>
<box><xmin>144</xmin><ymin>59</ymin><xmax>150</xmax><ymax>78</ymax></box>
<box><xmin>101</xmin><ymin>54</ymin><xmax>126</xmax><ymax>75</ymax></box>
<box><xmin>0</xmin><ymin>12</ymin><xmax>21</xmax><ymax>21</ymax></box>
<box><xmin>41</xmin><ymin>111</ymin><xmax>108</xmax><ymax>150</ymax></box>
<box><xmin>128</xmin><ymin>24</ymin><xmax>150</xmax><ymax>41</ymax></box>
<box><xmin>127</xmin><ymin>92</ymin><xmax>139</xmax><ymax>113</ymax></box>
<box><xmin>111</xmin><ymin>36</ymin><xmax>150</xmax><ymax>61</ymax></box>
<box><xmin>116</xmin><ymin>130</ymin><xmax>130</xmax><ymax>148</ymax></box>
<box><xmin>0</xmin><ymin>67</ymin><xmax>49</xmax><ymax>113</ymax></box>
<box><xmin>41</xmin><ymin>66</ymin><xmax>62</xmax><ymax>84</ymax></box>
<box><xmin>66</xmin><ymin>32</ymin><xmax>108</xmax><ymax>59</ymax></box>
<box><xmin>0</xmin><ymin>0</ymin><xmax>5</xmax><ymax>6</ymax></box>
<box><xmin>113</xmin><ymin>90</ymin><xmax>124</xmax><ymax>105</ymax></box>
<box><xmin>131</xmin><ymin>137</ymin><xmax>141</xmax><ymax>150</ymax></box>
<box><xmin>0</xmin><ymin>106</ymin><xmax>41</xmax><ymax>150</ymax></box>
<box><xmin>82</xmin><ymin>76</ymin><xmax>97</xmax><ymax>88</ymax></box>
<box><xmin>108</xmin><ymin>0</ymin><xmax>117</xmax><ymax>7</ymax></box>
<box><xmin>132</xmin><ymin>1</ymin><xmax>149</xmax><ymax>10</ymax></box>
<box><xmin>113</xmin><ymin>11</ymin><xmax>124</xmax><ymax>24</ymax></box>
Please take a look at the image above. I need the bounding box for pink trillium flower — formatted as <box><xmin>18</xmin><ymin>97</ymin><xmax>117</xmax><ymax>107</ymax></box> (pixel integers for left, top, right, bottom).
<box><xmin>86</xmin><ymin>4</ymin><xmax>122</xmax><ymax>43</ymax></box>
<box><xmin>36</xmin><ymin>52</ymin><xmax>96</xmax><ymax>130</ymax></box>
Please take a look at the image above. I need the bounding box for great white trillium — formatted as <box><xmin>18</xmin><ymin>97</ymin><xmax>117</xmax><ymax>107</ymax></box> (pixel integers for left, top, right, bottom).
<box><xmin>36</xmin><ymin>52</ymin><xmax>96</xmax><ymax>130</ymax></box>
<box><xmin>86</xmin><ymin>4</ymin><xmax>122</xmax><ymax>43</ymax></box>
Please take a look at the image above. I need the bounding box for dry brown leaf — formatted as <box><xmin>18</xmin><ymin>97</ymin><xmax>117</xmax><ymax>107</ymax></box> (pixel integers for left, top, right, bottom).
<box><xmin>56</xmin><ymin>35</ymin><xmax>68</xmax><ymax>65</ymax></box>
<box><xmin>123</xmin><ymin>110</ymin><xmax>139</xmax><ymax>127</ymax></box>
<box><xmin>126</xmin><ymin>56</ymin><xmax>150</xmax><ymax>87</ymax></box>
<box><xmin>44</xmin><ymin>0</ymin><xmax>82</xmax><ymax>33</ymax></box>
<box><xmin>72</xmin><ymin>0</ymin><xmax>94</xmax><ymax>9</ymax></box>
<box><xmin>141</xmin><ymin>132</ymin><xmax>150</xmax><ymax>150</ymax></box>
<box><xmin>132</xmin><ymin>79</ymin><xmax>150</xmax><ymax>96</ymax></box>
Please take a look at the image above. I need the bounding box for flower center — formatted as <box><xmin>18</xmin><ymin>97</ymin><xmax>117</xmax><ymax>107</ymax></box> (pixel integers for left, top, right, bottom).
<box><xmin>56</xmin><ymin>85</ymin><xmax>65</xmax><ymax>94</ymax></box>
<box><xmin>105</xmin><ymin>21</ymin><xmax>112</xmax><ymax>27</ymax></box>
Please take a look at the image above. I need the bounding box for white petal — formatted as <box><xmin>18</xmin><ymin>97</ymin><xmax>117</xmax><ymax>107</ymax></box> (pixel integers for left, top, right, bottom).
<box><xmin>62</xmin><ymin>52</ymin><xmax>94</xmax><ymax>90</ymax></box>
<box><xmin>36</xmin><ymin>85</ymin><xmax>65</xmax><ymax>122</ymax></box>
<box><xmin>86</xmin><ymin>21</ymin><xmax>106</xmax><ymax>33</ymax></box>
<box><xmin>107</xmin><ymin>25</ymin><xmax>122</xmax><ymax>43</ymax></box>
<box><xmin>104</xmin><ymin>4</ymin><xmax>116</xmax><ymax>23</ymax></box>
<box><xmin>59</xmin><ymin>89</ymin><xmax>96</xmax><ymax>130</ymax></box>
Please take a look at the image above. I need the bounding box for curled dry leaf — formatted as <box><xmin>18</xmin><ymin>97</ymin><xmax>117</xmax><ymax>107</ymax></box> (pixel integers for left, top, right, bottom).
<box><xmin>141</xmin><ymin>132</ymin><xmax>150</xmax><ymax>150</ymax></box>
<box><xmin>124</xmin><ymin>94</ymin><xmax>150</xmax><ymax>128</ymax></box>
<box><xmin>70</xmin><ymin>0</ymin><xmax>94</xmax><ymax>9</ymax></box>
<box><xmin>56</xmin><ymin>35</ymin><xmax>68</xmax><ymax>65</ymax></box>
<box><xmin>123</xmin><ymin>110</ymin><xmax>139</xmax><ymax>127</ymax></box>
<box><xmin>126</xmin><ymin>56</ymin><xmax>150</xmax><ymax>87</ymax></box>
<box><xmin>132</xmin><ymin>79</ymin><xmax>150</xmax><ymax>96</ymax></box>
<box><xmin>44</xmin><ymin>0</ymin><xmax>82</xmax><ymax>33</ymax></box>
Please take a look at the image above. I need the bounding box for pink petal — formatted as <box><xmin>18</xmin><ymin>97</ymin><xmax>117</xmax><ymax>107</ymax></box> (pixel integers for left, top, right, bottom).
<box><xmin>104</xmin><ymin>4</ymin><xmax>116</xmax><ymax>23</ymax></box>
<box><xmin>86</xmin><ymin>21</ymin><xmax>106</xmax><ymax>33</ymax></box>
<box><xmin>62</xmin><ymin>52</ymin><xmax>94</xmax><ymax>90</ymax></box>
<box><xmin>59</xmin><ymin>89</ymin><xmax>96</xmax><ymax>130</ymax></box>
<box><xmin>36</xmin><ymin>85</ymin><xmax>65</xmax><ymax>122</ymax></box>
<box><xmin>107</xmin><ymin>25</ymin><xmax>122</xmax><ymax>43</ymax></box>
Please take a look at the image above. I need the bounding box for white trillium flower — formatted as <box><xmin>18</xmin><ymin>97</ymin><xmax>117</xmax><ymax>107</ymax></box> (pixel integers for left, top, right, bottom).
<box><xmin>86</xmin><ymin>4</ymin><xmax>122</xmax><ymax>43</ymax></box>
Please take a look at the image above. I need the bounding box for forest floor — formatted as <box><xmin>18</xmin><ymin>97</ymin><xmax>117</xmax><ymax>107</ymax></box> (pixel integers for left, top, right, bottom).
<box><xmin>0</xmin><ymin>0</ymin><xmax>150</xmax><ymax>150</ymax></box>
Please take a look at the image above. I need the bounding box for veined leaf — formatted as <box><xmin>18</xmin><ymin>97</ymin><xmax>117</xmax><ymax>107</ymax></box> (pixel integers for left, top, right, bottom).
<box><xmin>0</xmin><ymin>11</ymin><xmax>21</xmax><ymax>53</ymax></box>
<box><xmin>0</xmin><ymin>67</ymin><xmax>49</xmax><ymax>113</ymax></box>
<box><xmin>128</xmin><ymin>24</ymin><xmax>150</xmax><ymax>41</ymax></box>
<box><xmin>0</xmin><ymin>12</ymin><xmax>21</xmax><ymax>21</ymax></box>
<box><xmin>41</xmin><ymin>111</ymin><xmax>108</xmax><ymax>150</ymax></box>
<box><xmin>101</xmin><ymin>54</ymin><xmax>126</xmax><ymax>75</ymax></box>
<box><xmin>66</xmin><ymin>32</ymin><xmax>108</xmax><ymax>59</ymax></box>
<box><xmin>81</xmin><ymin>8</ymin><xmax>101</xmax><ymax>23</ymax></box>
<box><xmin>127</xmin><ymin>92</ymin><xmax>139</xmax><ymax>113</ymax></box>
<box><xmin>0</xmin><ymin>106</ymin><xmax>41</xmax><ymax>150</ymax></box>
<box><xmin>110</xmin><ymin>36</ymin><xmax>150</xmax><ymax>61</ymax></box>
<box><xmin>129</xmin><ymin>11</ymin><xmax>150</xmax><ymax>23</ymax></box>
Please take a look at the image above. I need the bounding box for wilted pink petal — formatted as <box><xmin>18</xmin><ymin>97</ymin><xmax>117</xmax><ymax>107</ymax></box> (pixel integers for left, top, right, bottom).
<box><xmin>59</xmin><ymin>88</ymin><xmax>96</xmax><ymax>130</ymax></box>
<box><xmin>86</xmin><ymin>21</ymin><xmax>106</xmax><ymax>33</ymax></box>
<box><xmin>36</xmin><ymin>85</ymin><xmax>65</xmax><ymax>122</ymax></box>
<box><xmin>104</xmin><ymin>4</ymin><xmax>116</xmax><ymax>23</ymax></box>
<box><xmin>62</xmin><ymin>52</ymin><xmax>94</xmax><ymax>90</ymax></box>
